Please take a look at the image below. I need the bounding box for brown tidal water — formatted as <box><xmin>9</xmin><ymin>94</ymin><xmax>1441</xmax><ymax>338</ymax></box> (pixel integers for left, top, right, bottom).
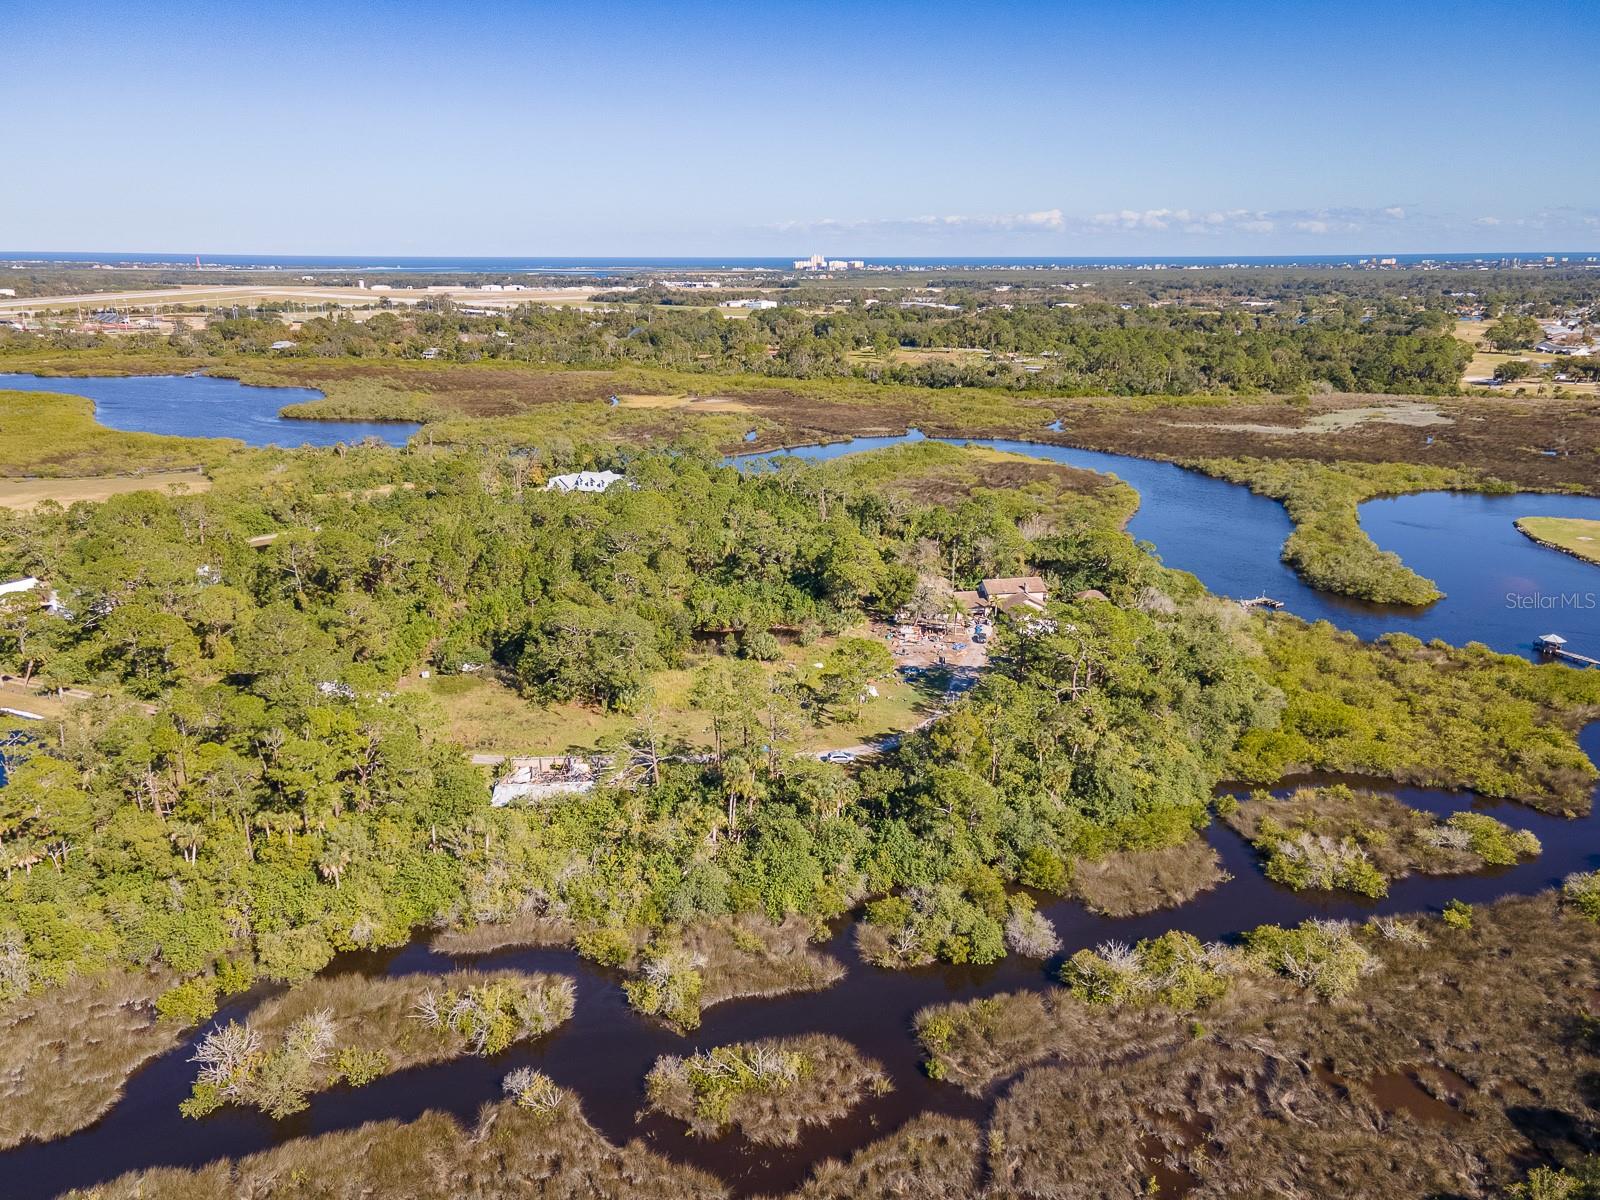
<box><xmin>6</xmin><ymin>723</ymin><xmax>1599</xmax><ymax>1200</ymax></box>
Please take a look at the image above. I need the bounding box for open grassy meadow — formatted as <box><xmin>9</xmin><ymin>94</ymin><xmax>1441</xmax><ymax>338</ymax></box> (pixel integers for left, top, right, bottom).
<box><xmin>400</xmin><ymin>632</ymin><xmax>947</xmax><ymax>758</ymax></box>
<box><xmin>1516</xmin><ymin>515</ymin><xmax>1600</xmax><ymax>564</ymax></box>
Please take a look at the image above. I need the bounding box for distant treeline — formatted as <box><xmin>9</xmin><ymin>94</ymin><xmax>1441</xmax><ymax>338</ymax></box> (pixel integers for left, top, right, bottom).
<box><xmin>5</xmin><ymin>299</ymin><xmax>1476</xmax><ymax>395</ymax></box>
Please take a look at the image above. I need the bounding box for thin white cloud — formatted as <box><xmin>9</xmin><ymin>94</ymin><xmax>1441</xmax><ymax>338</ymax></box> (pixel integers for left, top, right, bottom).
<box><xmin>773</xmin><ymin>209</ymin><xmax>1065</xmax><ymax>235</ymax></box>
<box><xmin>768</xmin><ymin>202</ymin><xmax>1594</xmax><ymax>244</ymax></box>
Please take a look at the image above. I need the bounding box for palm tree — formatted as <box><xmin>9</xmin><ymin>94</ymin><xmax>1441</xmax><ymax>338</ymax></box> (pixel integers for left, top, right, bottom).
<box><xmin>168</xmin><ymin>820</ymin><xmax>204</xmax><ymax>865</ymax></box>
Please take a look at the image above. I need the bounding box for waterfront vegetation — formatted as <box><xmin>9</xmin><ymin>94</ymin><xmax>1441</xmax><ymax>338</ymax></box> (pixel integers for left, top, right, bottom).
<box><xmin>274</xmin><ymin>379</ymin><xmax>446</xmax><ymax>424</ymax></box>
<box><xmin>644</xmin><ymin>1034</ymin><xmax>888</xmax><ymax>1144</ymax></box>
<box><xmin>0</xmin><ymin>432</ymin><xmax>1595</xmax><ymax>1015</ymax></box>
<box><xmin>1067</xmin><ymin>840</ymin><xmax>1230</xmax><ymax>916</ymax></box>
<box><xmin>1231</xmin><ymin>621</ymin><xmax>1600</xmax><ymax>810</ymax></box>
<box><xmin>180</xmin><ymin>970</ymin><xmax>574</xmax><ymax>1118</ymax></box>
<box><xmin>1223</xmin><ymin>784</ymin><xmax>1542</xmax><ymax>897</ymax></box>
<box><xmin>0</xmin><ymin>971</ymin><xmax>181</xmax><ymax>1151</ymax></box>
<box><xmin>63</xmin><ymin>1096</ymin><xmax>730</xmax><ymax>1200</ymax></box>
<box><xmin>56</xmin><ymin>1098</ymin><xmax>979</xmax><ymax>1199</ymax></box>
<box><xmin>0</xmin><ymin>391</ymin><xmax>236</xmax><ymax>477</ymax></box>
<box><xmin>1197</xmin><ymin>457</ymin><xmax>1486</xmax><ymax>603</ymax></box>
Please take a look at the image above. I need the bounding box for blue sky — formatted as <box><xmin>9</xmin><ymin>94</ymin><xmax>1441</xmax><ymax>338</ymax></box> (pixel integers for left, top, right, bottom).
<box><xmin>3</xmin><ymin>0</ymin><xmax>1597</xmax><ymax>255</ymax></box>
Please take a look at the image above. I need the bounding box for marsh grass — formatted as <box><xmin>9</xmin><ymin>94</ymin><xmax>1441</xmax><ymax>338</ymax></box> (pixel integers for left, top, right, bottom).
<box><xmin>0</xmin><ymin>391</ymin><xmax>237</xmax><ymax>478</ymax></box>
<box><xmin>1070</xmin><ymin>840</ymin><xmax>1231</xmax><ymax>917</ymax></box>
<box><xmin>1197</xmin><ymin>457</ymin><xmax>1472</xmax><ymax>604</ymax></box>
<box><xmin>646</xmin><ymin>1033</ymin><xmax>888</xmax><ymax>1144</ymax></box>
<box><xmin>430</xmin><ymin>912</ymin><xmax>577</xmax><ymax>956</ymax></box>
<box><xmin>688</xmin><ymin>915</ymin><xmax>846</xmax><ymax>1009</ymax></box>
<box><xmin>273</xmin><ymin>379</ymin><xmax>446</xmax><ymax>423</ymax></box>
<box><xmin>1233</xmin><ymin>621</ymin><xmax>1600</xmax><ymax>812</ymax></box>
<box><xmin>43</xmin><ymin>895</ymin><xmax>1600</xmax><ymax>1199</ymax></box>
<box><xmin>184</xmin><ymin>969</ymin><xmax>574</xmax><ymax>1118</ymax></box>
<box><xmin>983</xmin><ymin>1047</ymin><xmax>1486</xmax><ymax>1200</ymax></box>
<box><xmin>65</xmin><ymin>1096</ymin><xmax>727</xmax><ymax>1200</ymax></box>
<box><xmin>1225</xmin><ymin>785</ymin><xmax>1541</xmax><ymax>896</ymax></box>
<box><xmin>924</xmin><ymin>893</ymin><xmax>1600</xmax><ymax>1196</ymax></box>
<box><xmin>768</xmin><ymin>1114</ymin><xmax>981</xmax><ymax>1200</ymax></box>
<box><xmin>0</xmin><ymin>971</ymin><xmax>180</xmax><ymax>1150</ymax></box>
<box><xmin>620</xmin><ymin>916</ymin><xmax>845</xmax><ymax>1033</ymax></box>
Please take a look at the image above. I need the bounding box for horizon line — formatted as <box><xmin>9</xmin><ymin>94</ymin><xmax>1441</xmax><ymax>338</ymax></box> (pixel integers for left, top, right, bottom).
<box><xmin>4</xmin><ymin>248</ymin><xmax>1599</xmax><ymax>264</ymax></box>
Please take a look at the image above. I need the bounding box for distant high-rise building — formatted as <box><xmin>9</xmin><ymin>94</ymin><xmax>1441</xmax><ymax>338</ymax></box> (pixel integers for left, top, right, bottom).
<box><xmin>793</xmin><ymin>254</ymin><xmax>865</xmax><ymax>271</ymax></box>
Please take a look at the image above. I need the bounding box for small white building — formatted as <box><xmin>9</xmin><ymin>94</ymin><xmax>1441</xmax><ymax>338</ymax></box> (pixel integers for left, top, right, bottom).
<box><xmin>545</xmin><ymin>470</ymin><xmax>626</xmax><ymax>494</ymax></box>
<box><xmin>0</xmin><ymin>577</ymin><xmax>65</xmax><ymax>614</ymax></box>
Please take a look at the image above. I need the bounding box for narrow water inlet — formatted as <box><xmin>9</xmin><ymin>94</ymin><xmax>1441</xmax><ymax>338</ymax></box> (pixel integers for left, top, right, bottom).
<box><xmin>5</xmin><ymin>724</ymin><xmax>1598</xmax><ymax>1199</ymax></box>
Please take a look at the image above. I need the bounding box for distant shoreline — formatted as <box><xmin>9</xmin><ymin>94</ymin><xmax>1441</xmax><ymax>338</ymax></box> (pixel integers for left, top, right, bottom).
<box><xmin>4</xmin><ymin>250</ymin><xmax>1598</xmax><ymax>273</ymax></box>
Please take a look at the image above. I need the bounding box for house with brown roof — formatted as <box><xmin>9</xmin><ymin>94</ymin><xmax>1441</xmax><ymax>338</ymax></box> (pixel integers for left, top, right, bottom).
<box><xmin>978</xmin><ymin>575</ymin><xmax>1049</xmax><ymax>613</ymax></box>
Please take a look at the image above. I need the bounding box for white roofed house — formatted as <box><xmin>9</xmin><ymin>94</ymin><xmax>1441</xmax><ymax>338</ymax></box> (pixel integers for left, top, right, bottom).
<box><xmin>0</xmin><ymin>576</ymin><xmax>65</xmax><ymax>613</ymax></box>
<box><xmin>544</xmin><ymin>470</ymin><xmax>627</xmax><ymax>494</ymax></box>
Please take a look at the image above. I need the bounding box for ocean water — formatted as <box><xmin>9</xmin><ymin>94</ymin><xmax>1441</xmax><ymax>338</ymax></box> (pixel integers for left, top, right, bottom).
<box><xmin>3</xmin><ymin>251</ymin><xmax>1596</xmax><ymax>273</ymax></box>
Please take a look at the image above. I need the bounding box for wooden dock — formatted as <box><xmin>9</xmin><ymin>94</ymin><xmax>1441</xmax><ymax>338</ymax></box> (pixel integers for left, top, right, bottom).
<box><xmin>1545</xmin><ymin>647</ymin><xmax>1600</xmax><ymax>668</ymax></box>
<box><xmin>1537</xmin><ymin>635</ymin><xmax>1599</xmax><ymax>668</ymax></box>
<box><xmin>1239</xmin><ymin>595</ymin><xmax>1285</xmax><ymax>610</ymax></box>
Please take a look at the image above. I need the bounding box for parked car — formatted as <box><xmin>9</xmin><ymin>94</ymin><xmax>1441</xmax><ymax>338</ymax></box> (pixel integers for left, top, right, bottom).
<box><xmin>819</xmin><ymin>750</ymin><xmax>856</xmax><ymax>764</ymax></box>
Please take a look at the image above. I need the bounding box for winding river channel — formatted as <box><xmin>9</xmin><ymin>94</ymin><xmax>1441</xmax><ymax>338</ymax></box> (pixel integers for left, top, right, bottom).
<box><xmin>743</xmin><ymin>428</ymin><xmax>1600</xmax><ymax>661</ymax></box>
<box><xmin>2</xmin><ymin>379</ymin><xmax>1600</xmax><ymax>1196</ymax></box>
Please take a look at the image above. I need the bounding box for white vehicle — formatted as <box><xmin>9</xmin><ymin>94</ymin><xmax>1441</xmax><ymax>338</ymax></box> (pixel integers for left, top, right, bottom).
<box><xmin>819</xmin><ymin>750</ymin><xmax>856</xmax><ymax>764</ymax></box>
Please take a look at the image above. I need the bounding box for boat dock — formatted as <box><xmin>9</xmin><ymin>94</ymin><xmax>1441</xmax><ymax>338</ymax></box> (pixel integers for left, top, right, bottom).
<box><xmin>1537</xmin><ymin>633</ymin><xmax>1600</xmax><ymax>668</ymax></box>
<box><xmin>1239</xmin><ymin>595</ymin><xmax>1285</xmax><ymax>610</ymax></box>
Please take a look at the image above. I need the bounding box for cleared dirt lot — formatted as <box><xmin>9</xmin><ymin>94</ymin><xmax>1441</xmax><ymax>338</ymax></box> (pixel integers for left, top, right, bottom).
<box><xmin>0</xmin><ymin>470</ymin><xmax>211</xmax><ymax>510</ymax></box>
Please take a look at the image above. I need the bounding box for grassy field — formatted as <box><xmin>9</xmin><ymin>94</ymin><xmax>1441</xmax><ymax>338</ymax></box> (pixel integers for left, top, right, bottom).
<box><xmin>846</xmin><ymin>345</ymin><xmax>992</xmax><ymax>369</ymax></box>
<box><xmin>401</xmin><ymin>632</ymin><xmax>946</xmax><ymax>757</ymax></box>
<box><xmin>1516</xmin><ymin>516</ymin><xmax>1600</xmax><ymax>565</ymax></box>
